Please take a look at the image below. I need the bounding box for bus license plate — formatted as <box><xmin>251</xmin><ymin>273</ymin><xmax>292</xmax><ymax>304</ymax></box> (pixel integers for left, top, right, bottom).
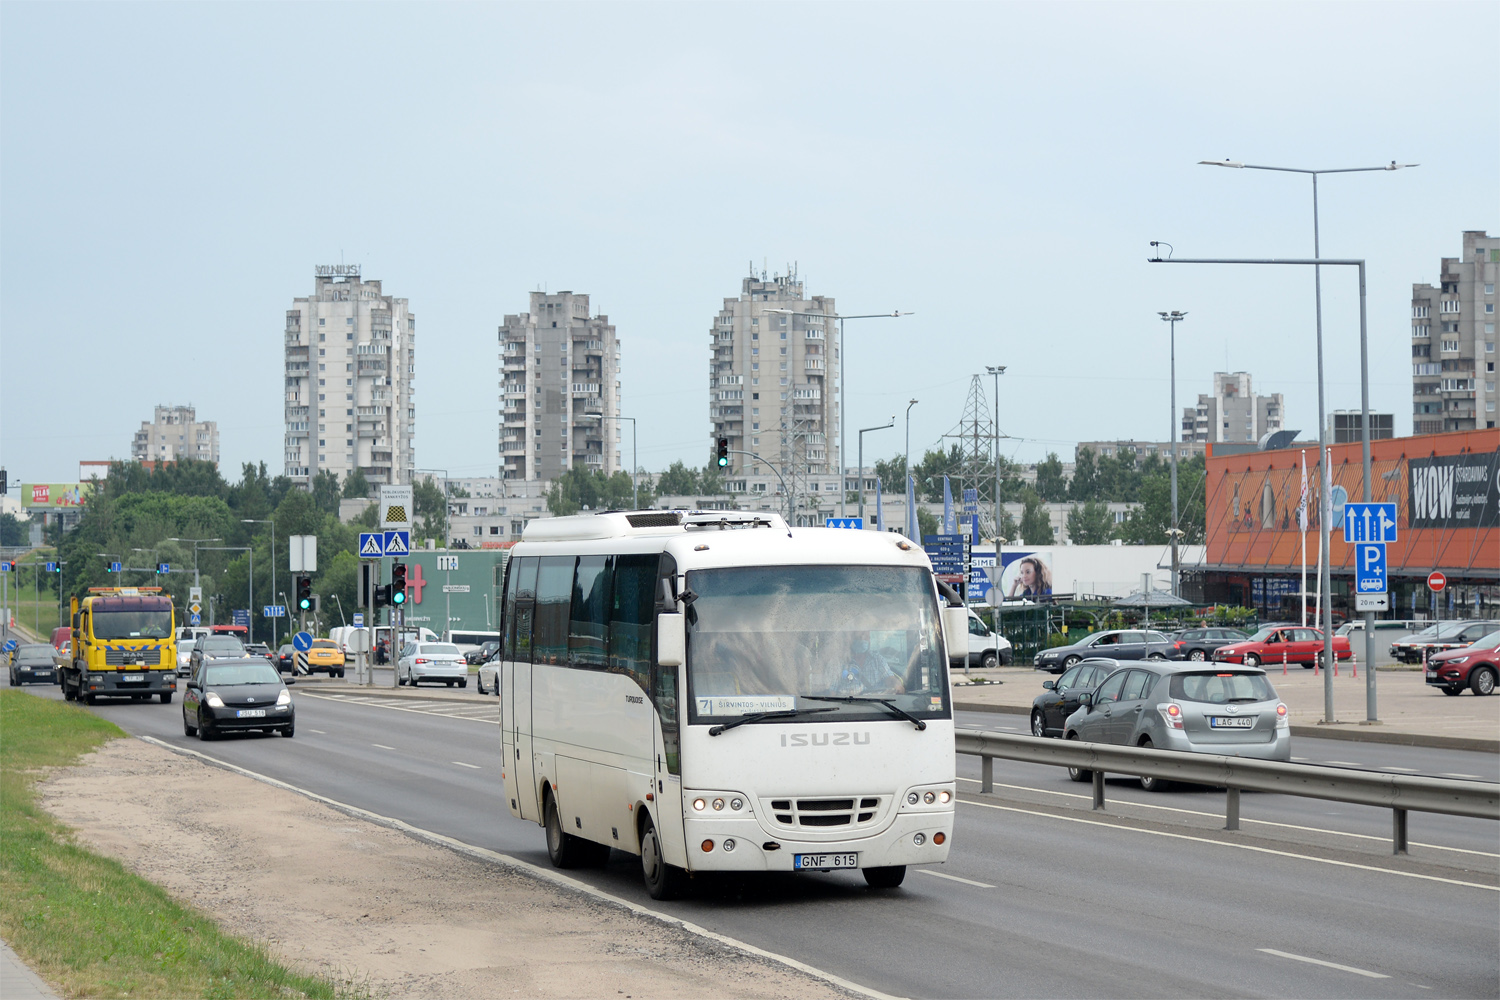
<box><xmin>794</xmin><ymin>853</ymin><xmax>858</xmax><ymax>870</ymax></box>
<box><xmin>236</xmin><ymin>709</ymin><xmax>266</xmax><ymax>718</ymax></box>
<box><xmin>1209</xmin><ymin>716</ymin><xmax>1254</xmax><ymax>728</ymax></box>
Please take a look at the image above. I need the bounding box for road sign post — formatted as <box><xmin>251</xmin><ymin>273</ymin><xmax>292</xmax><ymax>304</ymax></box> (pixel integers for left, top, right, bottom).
<box><xmin>1354</xmin><ymin>542</ymin><xmax>1387</xmax><ymax>595</ymax></box>
<box><xmin>825</xmin><ymin>517</ymin><xmax>863</xmax><ymax>530</ymax></box>
<box><xmin>1341</xmin><ymin>502</ymin><xmax>1398</xmax><ymax>543</ymax></box>
<box><xmin>1427</xmin><ymin>571</ymin><xmax>1447</xmax><ymax>592</ymax></box>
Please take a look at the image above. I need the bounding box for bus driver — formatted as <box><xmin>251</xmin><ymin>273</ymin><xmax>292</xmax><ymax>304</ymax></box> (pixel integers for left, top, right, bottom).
<box><xmin>837</xmin><ymin>631</ymin><xmax>905</xmax><ymax>696</ymax></box>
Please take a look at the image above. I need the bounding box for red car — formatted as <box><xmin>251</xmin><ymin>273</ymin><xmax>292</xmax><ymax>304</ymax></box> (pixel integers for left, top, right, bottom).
<box><xmin>1212</xmin><ymin>625</ymin><xmax>1351</xmax><ymax>669</ymax></box>
<box><xmin>1424</xmin><ymin>629</ymin><xmax>1500</xmax><ymax>696</ymax></box>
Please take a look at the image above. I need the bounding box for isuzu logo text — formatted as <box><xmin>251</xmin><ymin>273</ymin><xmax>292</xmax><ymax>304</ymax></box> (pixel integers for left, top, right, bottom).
<box><xmin>781</xmin><ymin>733</ymin><xmax>870</xmax><ymax>746</ymax></box>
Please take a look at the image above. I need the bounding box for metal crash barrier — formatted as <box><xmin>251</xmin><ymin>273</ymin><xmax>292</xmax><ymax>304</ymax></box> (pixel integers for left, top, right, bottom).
<box><xmin>955</xmin><ymin>730</ymin><xmax>1500</xmax><ymax>855</ymax></box>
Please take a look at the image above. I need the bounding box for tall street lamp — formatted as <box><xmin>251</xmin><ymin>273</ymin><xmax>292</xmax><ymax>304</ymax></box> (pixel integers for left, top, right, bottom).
<box><xmin>765</xmin><ymin>308</ymin><xmax>911</xmax><ymax>516</ymax></box>
<box><xmin>985</xmin><ymin>366</ymin><xmax>1007</xmax><ymax>543</ymax></box>
<box><xmin>583</xmin><ymin>414</ymin><xmax>638</xmax><ymax>509</ymax></box>
<box><xmin>1199</xmin><ymin>157</ymin><xmax>1415</xmax><ymax>722</ymax></box>
<box><xmin>1158</xmin><ymin>312</ymin><xmax>1187</xmax><ymax>596</ymax></box>
<box><xmin>196</xmin><ymin>546</ymin><xmax>252</xmax><ymax>642</ymax></box>
<box><xmin>904</xmin><ymin>399</ymin><xmax>919</xmax><ymax>536</ymax></box>
<box><xmin>241</xmin><ymin>519</ymin><xmax>276</xmax><ymax>647</ymax></box>
<box><xmin>857</xmin><ymin>418</ymin><xmax>895</xmax><ymax>526</ymax></box>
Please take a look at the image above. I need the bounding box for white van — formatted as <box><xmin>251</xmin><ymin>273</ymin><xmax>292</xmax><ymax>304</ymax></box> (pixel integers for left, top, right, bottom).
<box><xmin>965</xmin><ymin>609</ymin><xmax>1013</xmax><ymax>668</ymax></box>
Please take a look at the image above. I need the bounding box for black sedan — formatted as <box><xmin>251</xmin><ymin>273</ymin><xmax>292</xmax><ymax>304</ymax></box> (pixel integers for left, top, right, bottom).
<box><xmin>1030</xmin><ymin>658</ymin><xmax>1117</xmax><ymax>737</ymax></box>
<box><xmin>1033</xmin><ymin>629</ymin><xmax>1177</xmax><ymax>673</ymax></box>
<box><xmin>9</xmin><ymin>643</ymin><xmax>58</xmax><ymax>685</ymax></box>
<box><xmin>1169</xmin><ymin>627</ymin><xmax>1250</xmax><ymax>662</ymax></box>
<box><xmin>465</xmin><ymin>640</ymin><xmax>500</xmax><ymax>666</ymax></box>
<box><xmin>182</xmin><ymin>657</ymin><xmax>295</xmax><ymax>740</ymax></box>
<box><xmin>276</xmin><ymin>644</ymin><xmax>295</xmax><ymax>673</ymax></box>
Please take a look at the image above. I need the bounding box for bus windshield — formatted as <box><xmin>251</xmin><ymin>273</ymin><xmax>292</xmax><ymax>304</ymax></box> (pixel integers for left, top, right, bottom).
<box><xmin>684</xmin><ymin>565</ymin><xmax>950</xmax><ymax>723</ymax></box>
<box><xmin>92</xmin><ymin>611</ymin><xmax>173</xmax><ymax>639</ymax></box>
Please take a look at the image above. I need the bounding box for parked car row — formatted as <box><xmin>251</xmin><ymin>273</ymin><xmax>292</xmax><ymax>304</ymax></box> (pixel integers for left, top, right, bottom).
<box><xmin>1390</xmin><ymin>620</ymin><xmax>1500</xmax><ymax>664</ymax></box>
<box><xmin>1424</xmin><ymin>628</ymin><xmax>1500</xmax><ymax>696</ymax></box>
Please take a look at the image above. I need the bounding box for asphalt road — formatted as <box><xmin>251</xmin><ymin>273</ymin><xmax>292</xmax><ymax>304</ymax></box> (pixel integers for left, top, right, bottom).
<box><xmin>11</xmin><ymin>677</ymin><xmax>1499</xmax><ymax>999</ymax></box>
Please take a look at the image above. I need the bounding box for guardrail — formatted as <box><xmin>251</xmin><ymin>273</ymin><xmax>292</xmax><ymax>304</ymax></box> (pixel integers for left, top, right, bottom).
<box><xmin>955</xmin><ymin>730</ymin><xmax>1500</xmax><ymax>855</ymax></box>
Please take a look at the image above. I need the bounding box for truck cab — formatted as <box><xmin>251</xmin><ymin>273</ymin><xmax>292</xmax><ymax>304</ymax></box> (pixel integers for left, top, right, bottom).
<box><xmin>62</xmin><ymin>589</ymin><xmax>178</xmax><ymax>704</ymax></box>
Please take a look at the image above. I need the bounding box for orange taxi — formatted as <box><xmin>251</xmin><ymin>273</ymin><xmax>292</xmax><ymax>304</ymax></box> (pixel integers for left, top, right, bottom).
<box><xmin>304</xmin><ymin>639</ymin><xmax>346</xmax><ymax>678</ymax></box>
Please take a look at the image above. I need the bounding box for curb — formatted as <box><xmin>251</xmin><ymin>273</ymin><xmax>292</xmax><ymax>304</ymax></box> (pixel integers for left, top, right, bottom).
<box><xmin>952</xmin><ymin>700</ymin><xmax>1499</xmax><ymax>754</ymax></box>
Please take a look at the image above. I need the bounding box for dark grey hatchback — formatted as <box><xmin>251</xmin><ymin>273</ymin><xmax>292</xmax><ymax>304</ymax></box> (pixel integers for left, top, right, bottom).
<box><xmin>182</xmin><ymin>657</ymin><xmax>295</xmax><ymax>740</ymax></box>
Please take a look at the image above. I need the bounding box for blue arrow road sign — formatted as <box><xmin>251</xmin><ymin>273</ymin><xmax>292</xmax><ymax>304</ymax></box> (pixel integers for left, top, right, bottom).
<box><xmin>46</xmin><ymin>562</ymin><xmax>58</xmax><ymax>572</ymax></box>
<box><xmin>1343</xmin><ymin>502</ymin><xmax>1398</xmax><ymax>543</ymax></box>
<box><xmin>359</xmin><ymin>532</ymin><xmax>385</xmax><ymax>558</ymax></box>
<box><xmin>293</xmin><ymin>631</ymin><xmax>314</xmax><ymax>652</ymax></box>
<box><xmin>109</xmin><ymin>561</ymin><xmax>122</xmax><ymax>573</ymax></box>
<box><xmin>262</xmin><ymin>605</ymin><xmax>287</xmax><ymax>618</ymax></box>
<box><xmin>3</xmin><ymin>639</ymin><xmax>17</xmax><ymax>652</ymax></box>
<box><xmin>383</xmin><ymin>530</ymin><xmax>411</xmax><ymax>556</ymax></box>
<box><xmin>1355</xmin><ymin>542</ymin><xmax>1388</xmax><ymax>594</ymax></box>
<box><xmin>158</xmin><ymin>563</ymin><xmax>170</xmax><ymax>574</ymax></box>
<box><xmin>825</xmin><ymin>517</ymin><xmax>864</xmax><ymax>529</ymax></box>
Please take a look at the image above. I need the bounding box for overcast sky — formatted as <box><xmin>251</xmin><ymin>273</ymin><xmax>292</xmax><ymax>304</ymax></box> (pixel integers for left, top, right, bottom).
<box><xmin>3</xmin><ymin>1</ymin><xmax>1496</xmax><ymax>488</ymax></box>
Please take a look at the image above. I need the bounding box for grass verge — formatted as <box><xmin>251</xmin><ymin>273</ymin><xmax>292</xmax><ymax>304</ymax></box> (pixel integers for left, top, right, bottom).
<box><xmin>0</xmin><ymin>690</ymin><xmax>345</xmax><ymax>998</ymax></box>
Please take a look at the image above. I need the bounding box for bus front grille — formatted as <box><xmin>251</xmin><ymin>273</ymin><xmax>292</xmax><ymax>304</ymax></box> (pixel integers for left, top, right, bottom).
<box><xmin>766</xmin><ymin>796</ymin><xmax>883</xmax><ymax>830</ymax></box>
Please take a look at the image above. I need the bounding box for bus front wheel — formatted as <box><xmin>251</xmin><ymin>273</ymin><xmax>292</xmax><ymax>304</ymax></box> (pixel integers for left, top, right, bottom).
<box><xmin>639</xmin><ymin>815</ymin><xmax>688</xmax><ymax>900</ymax></box>
<box><xmin>863</xmin><ymin>865</ymin><xmax>907</xmax><ymax>889</ymax></box>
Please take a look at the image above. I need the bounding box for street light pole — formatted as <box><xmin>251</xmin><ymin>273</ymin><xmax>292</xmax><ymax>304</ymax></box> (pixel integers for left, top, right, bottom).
<box><xmin>241</xmin><ymin>519</ymin><xmax>276</xmax><ymax>647</ymax></box>
<box><xmin>857</xmin><ymin>419</ymin><xmax>895</xmax><ymax>526</ymax></box>
<box><xmin>1150</xmin><ymin>252</ymin><xmax>1371</xmax><ymax>723</ymax></box>
<box><xmin>1199</xmin><ymin>158</ymin><xmax>1414</xmax><ymax>722</ymax></box>
<box><xmin>1158</xmin><ymin>312</ymin><xmax>1186</xmax><ymax>596</ymax></box>
<box><xmin>985</xmin><ymin>366</ymin><xmax>1006</xmax><ymax>544</ymax></box>
<box><xmin>904</xmin><ymin>398</ymin><xmax>918</xmax><ymax>536</ymax></box>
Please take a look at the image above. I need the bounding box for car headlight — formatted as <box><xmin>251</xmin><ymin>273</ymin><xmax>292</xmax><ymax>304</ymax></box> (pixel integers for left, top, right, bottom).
<box><xmin>205</xmin><ymin>692</ymin><xmax>225</xmax><ymax>708</ymax></box>
<box><xmin>276</xmin><ymin>689</ymin><xmax>291</xmax><ymax>705</ymax></box>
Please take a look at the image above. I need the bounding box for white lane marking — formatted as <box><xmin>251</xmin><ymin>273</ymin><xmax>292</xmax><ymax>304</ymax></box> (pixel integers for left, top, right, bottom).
<box><xmin>1256</xmin><ymin>948</ymin><xmax>1389</xmax><ymax>979</ymax></box>
<box><xmin>1442</xmin><ymin>773</ymin><xmax>1483</xmax><ymax>780</ymax></box>
<box><xmin>371</xmin><ymin>743</ymin><xmax>396</xmax><ymax>750</ymax></box>
<box><xmin>1382</xmin><ymin>767</ymin><xmax>1420</xmax><ymax>773</ymax></box>
<box><xmin>309</xmin><ymin>729</ymin><xmax>327</xmax><ymax>734</ymax></box>
<box><xmin>135</xmin><ymin>736</ymin><xmax>896</xmax><ymax>1000</ymax></box>
<box><xmin>1324</xmin><ymin>761</ymin><xmax>1365</xmax><ymax>767</ymax></box>
<box><xmin>299</xmin><ymin>691</ymin><xmax>498</xmax><ymax>725</ymax></box>
<box><xmin>958</xmin><ymin>797</ymin><xmax>1499</xmax><ymax>892</ymax></box>
<box><xmin>451</xmin><ymin>761</ymin><xmax>481</xmax><ymax>769</ymax></box>
<box><xmin>917</xmin><ymin>869</ymin><xmax>995</xmax><ymax>889</ymax></box>
<box><xmin>956</xmin><ymin>776</ymin><xmax>1500</xmax><ymax>858</ymax></box>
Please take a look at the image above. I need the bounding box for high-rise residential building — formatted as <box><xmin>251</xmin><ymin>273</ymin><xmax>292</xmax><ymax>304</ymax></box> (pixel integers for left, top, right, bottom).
<box><xmin>283</xmin><ymin>265</ymin><xmax>416</xmax><ymax>488</ymax></box>
<box><xmin>497</xmin><ymin>291</ymin><xmax>621</xmax><ymax>483</ymax></box>
<box><xmin>131</xmin><ymin>405</ymin><xmax>219</xmax><ymax>465</ymax></box>
<box><xmin>1180</xmin><ymin>372</ymin><xmax>1284</xmax><ymax>444</ymax></box>
<box><xmin>709</xmin><ymin>266</ymin><xmax>837</xmax><ymax>485</ymax></box>
<box><xmin>1410</xmin><ymin>231</ymin><xmax>1498</xmax><ymax>434</ymax></box>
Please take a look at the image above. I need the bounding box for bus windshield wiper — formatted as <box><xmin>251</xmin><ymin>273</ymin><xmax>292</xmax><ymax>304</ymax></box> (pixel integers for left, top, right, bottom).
<box><xmin>708</xmin><ymin>707</ymin><xmax>838</xmax><ymax>736</ymax></box>
<box><xmin>801</xmin><ymin>695</ymin><xmax>928</xmax><ymax>731</ymax></box>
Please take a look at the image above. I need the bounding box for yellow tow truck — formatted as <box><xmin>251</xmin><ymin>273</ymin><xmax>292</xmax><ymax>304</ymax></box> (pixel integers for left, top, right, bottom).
<box><xmin>62</xmin><ymin>587</ymin><xmax>178</xmax><ymax>704</ymax></box>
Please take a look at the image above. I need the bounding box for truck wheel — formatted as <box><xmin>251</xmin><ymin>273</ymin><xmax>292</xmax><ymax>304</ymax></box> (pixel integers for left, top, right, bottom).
<box><xmin>981</xmin><ymin>652</ymin><xmax>999</xmax><ymax>670</ymax></box>
<box><xmin>160</xmin><ymin>692</ymin><xmax>173</xmax><ymax>704</ymax></box>
<box><xmin>63</xmin><ymin>679</ymin><xmax>76</xmax><ymax>701</ymax></box>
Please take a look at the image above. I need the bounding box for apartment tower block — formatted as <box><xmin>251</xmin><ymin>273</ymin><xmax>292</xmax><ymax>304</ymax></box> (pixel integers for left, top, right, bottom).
<box><xmin>283</xmin><ymin>266</ymin><xmax>416</xmax><ymax>488</ymax></box>
<box><xmin>1411</xmin><ymin>231</ymin><xmax>1498</xmax><ymax>434</ymax></box>
<box><xmin>498</xmin><ymin>291</ymin><xmax>621</xmax><ymax>483</ymax></box>
<box><xmin>709</xmin><ymin>267</ymin><xmax>837</xmax><ymax>481</ymax></box>
<box><xmin>131</xmin><ymin>405</ymin><xmax>219</xmax><ymax>465</ymax></box>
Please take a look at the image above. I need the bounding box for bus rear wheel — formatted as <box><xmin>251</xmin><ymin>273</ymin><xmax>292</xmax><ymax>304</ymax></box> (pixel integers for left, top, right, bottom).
<box><xmin>862</xmin><ymin>865</ymin><xmax>906</xmax><ymax>889</ymax></box>
<box><xmin>639</xmin><ymin>814</ymin><xmax>688</xmax><ymax>900</ymax></box>
<box><xmin>544</xmin><ymin>792</ymin><xmax>590</xmax><ymax>869</ymax></box>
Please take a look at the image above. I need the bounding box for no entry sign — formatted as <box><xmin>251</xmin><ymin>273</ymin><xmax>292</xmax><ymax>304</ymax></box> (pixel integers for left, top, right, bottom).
<box><xmin>1427</xmin><ymin>571</ymin><xmax>1447</xmax><ymax>592</ymax></box>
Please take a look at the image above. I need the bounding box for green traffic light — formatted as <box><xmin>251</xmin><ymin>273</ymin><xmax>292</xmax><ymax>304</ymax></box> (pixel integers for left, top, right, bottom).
<box><xmin>391</xmin><ymin>590</ymin><xmax>406</xmax><ymax>605</ymax></box>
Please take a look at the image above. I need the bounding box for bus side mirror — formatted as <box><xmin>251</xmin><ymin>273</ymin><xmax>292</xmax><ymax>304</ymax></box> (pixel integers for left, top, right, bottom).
<box><xmin>942</xmin><ymin>607</ymin><xmax>968</xmax><ymax>663</ymax></box>
<box><xmin>658</xmin><ymin>613</ymin><xmax>685</xmax><ymax>668</ymax></box>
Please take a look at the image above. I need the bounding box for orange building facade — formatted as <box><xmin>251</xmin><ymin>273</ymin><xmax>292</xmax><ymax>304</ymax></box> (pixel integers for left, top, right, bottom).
<box><xmin>1192</xmin><ymin>430</ymin><xmax>1498</xmax><ymax>620</ymax></box>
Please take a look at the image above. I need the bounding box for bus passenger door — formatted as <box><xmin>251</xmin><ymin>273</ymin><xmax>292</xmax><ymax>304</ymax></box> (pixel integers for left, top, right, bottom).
<box><xmin>506</xmin><ymin>558</ymin><xmax>539</xmax><ymax>823</ymax></box>
<box><xmin>651</xmin><ymin>659</ymin><xmax>688</xmax><ymax>868</ymax></box>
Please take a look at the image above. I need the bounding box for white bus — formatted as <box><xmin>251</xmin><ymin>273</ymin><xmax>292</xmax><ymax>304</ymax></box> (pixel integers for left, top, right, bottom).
<box><xmin>444</xmin><ymin>628</ymin><xmax>502</xmax><ymax>656</ymax></box>
<box><xmin>498</xmin><ymin>510</ymin><xmax>967</xmax><ymax>899</ymax></box>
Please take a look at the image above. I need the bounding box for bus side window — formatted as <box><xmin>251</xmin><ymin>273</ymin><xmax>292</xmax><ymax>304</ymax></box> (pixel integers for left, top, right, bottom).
<box><xmin>652</xmin><ymin>552</ymin><xmax>680</xmax><ymax>775</ymax></box>
<box><xmin>569</xmin><ymin>556</ymin><xmax>611</xmax><ymax>669</ymax></box>
<box><xmin>533</xmin><ymin>557</ymin><xmax>574</xmax><ymax>666</ymax></box>
<box><xmin>506</xmin><ymin>557</ymin><xmax>538</xmax><ymax>663</ymax></box>
<box><xmin>609</xmin><ymin>554</ymin><xmax>656</xmax><ymax>693</ymax></box>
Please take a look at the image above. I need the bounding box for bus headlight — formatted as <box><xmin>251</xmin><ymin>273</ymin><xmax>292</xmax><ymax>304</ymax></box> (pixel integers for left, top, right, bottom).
<box><xmin>907</xmin><ymin>792</ymin><xmax>919</xmax><ymax>805</ymax></box>
<box><xmin>913</xmin><ymin>833</ymin><xmax>926</xmax><ymax>846</ymax></box>
<box><xmin>722</xmin><ymin>838</ymin><xmax>736</xmax><ymax>852</ymax></box>
<box><xmin>692</xmin><ymin>798</ymin><xmax>706</xmax><ymax>811</ymax></box>
<box><xmin>712</xmin><ymin>797</ymin><xmax>725</xmax><ymax>811</ymax></box>
<box><xmin>729</xmin><ymin>797</ymin><xmax>744</xmax><ymax>811</ymax></box>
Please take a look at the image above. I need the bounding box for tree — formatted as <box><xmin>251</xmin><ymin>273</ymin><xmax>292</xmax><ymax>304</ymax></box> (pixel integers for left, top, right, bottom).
<box><xmin>343</xmin><ymin>467</ymin><xmax>371</xmax><ymax>499</ymax></box>
<box><xmin>1070</xmin><ymin>447</ymin><xmax>1100</xmax><ymax>501</ymax></box>
<box><xmin>1018</xmin><ymin>488</ymin><xmax>1054</xmax><ymax>545</ymax></box>
<box><xmin>1034</xmin><ymin>452</ymin><xmax>1069</xmax><ymax>502</ymax></box>
<box><xmin>656</xmin><ymin>460</ymin><xmax>699</xmax><ymax>496</ymax></box>
<box><xmin>0</xmin><ymin>512</ymin><xmax>25</xmax><ymax>547</ymax></box>
<box><xmin>1096</xmin><ymin>448</ymin><xmax>1141</xmax><ymax>501</ymax></box>
<box><xmin>1114</xmin><ymin>474</ymin><xmax>1171</xmax><ymax>544</ymax></box>
<box><xmin>1066</xmin><ymin>501</ymin><xmax>1116</xmax><ymax>545</ymax></box>
<box><xmin>915</xmin><ymin>507</ymin><xmax>938</xmax><ymax>540</ymax></box>
<box><xmin>311</xmin><ymin>470</ymin><xmax>342</xmax><ymax>516</ymax></box>
<box><xmin>413</xmin><ymin>476</ymin><xmax>448</xmax><ymax>544</ymax></box>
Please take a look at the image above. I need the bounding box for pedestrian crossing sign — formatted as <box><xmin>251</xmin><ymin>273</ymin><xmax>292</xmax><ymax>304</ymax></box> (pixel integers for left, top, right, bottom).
<box><xmin>384</xmin><ymin>530</ymin><xmax>410</xmax><ymax>556</ymax></box>
<box><xmin>359</xmin><ymin>532</ymin><xmax>385</xmax><ymax>558</ymax></box>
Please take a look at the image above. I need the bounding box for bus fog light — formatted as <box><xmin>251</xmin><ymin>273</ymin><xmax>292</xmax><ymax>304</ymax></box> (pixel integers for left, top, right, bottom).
<box><xmin>938</xmin><ymin>790</ymin><xmax>951</xmax><ymax>804</ymax></box>
<box><xmin>907</xmin><ymin>792</ymin><xmax>919</xmax><ymax>805</ymax></box>
<box><xmin>933</xmin><ymin>832</ymin><xmax>946</xmax><ymax>845</ymax></box>
<box><xmin>913</xmin><ymin>833</ymin><xmax>926</xmax><ymax>846</ymax></box>
<box><xmin>923</xmin><ymin>791</ymin><xmax>936</xmax><ymax>804</ymax></box>
<box><xmin>693</xmin><ymin>798</ymin><xmax>706</xmax><ymax>811</ymax></box>
<box><xmin>712</xmin><ymin>797</ymin><xmax>725</xmax><ymax>811</ymax></box>
<box><xmin>729</xmin><ymin>797</ymin><xmax>744</xmax><ymax>811</ymax></box>
<box><xmin>701</xmin><ymin>839</ymin><xmax>715</xmax><ymax>852</ymax></box>
<box><xmin>722</xmin><ymin>838</ymin><xmax>736</xmax><ymax>852</ymax></box>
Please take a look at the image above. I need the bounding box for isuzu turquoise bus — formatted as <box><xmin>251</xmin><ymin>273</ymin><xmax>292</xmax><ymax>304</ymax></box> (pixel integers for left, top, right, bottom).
<box><xmin>498</xmin><ymin>510</ymin><xmax>967</xmax><ymax>898</ymax></box>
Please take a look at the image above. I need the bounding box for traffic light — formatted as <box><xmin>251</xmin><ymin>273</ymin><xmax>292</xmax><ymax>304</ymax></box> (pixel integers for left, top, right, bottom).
<box><xmin>373</xmin><ymin>584</ymin><xmax>392</xmax><ymax>609</ymax></box>
<box><xmin>390</xmin><ymin>563</ymin><xmax>407</xmax><ymax>605</ymax></box>
<box><xmin>715</xmin><ymin>437</ymin><xmax>729</xmax><ymax>468</ymax></box>
<box><xmin>296</xmin><ymin>574</ymin><xmax>313</xmax><ymax>611</ymax></box>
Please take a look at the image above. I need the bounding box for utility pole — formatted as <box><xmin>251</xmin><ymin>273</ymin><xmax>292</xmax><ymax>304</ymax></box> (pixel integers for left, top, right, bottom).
<box><xmin>1158</xmin><ymin>312</ymin><xmax>1186</xmax><ymax>597</ymax></box>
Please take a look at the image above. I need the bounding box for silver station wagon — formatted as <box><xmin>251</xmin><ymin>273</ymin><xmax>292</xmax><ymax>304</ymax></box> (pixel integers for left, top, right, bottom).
<box><xmin>1063</xmin><ymin>662</ymin><xmax>1290</xmax><ymax>791</ymax></box>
